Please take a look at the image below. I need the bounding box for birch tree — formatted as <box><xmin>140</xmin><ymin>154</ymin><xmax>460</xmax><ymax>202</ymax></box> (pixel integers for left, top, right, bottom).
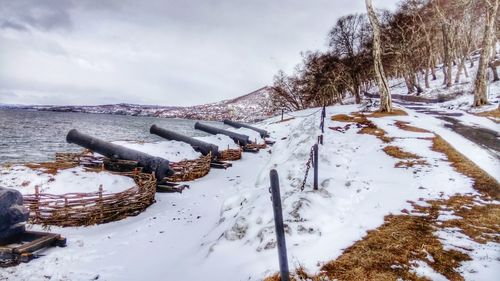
<box><xmin>365</xmin><ymin>0</ymin><xmax>392</xmax><ymax>112</ymax></box>
<box><xmin>474</xmin><ymin>0</ymin><xmax>499</xmax><ymax>106</ymax></box>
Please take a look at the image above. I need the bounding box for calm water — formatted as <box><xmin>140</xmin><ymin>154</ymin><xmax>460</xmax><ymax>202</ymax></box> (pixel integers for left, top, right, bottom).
<box><xmin>0</xmin><ymin>109</ymin><xmax>222</xmax><ymax>164</ymax></box>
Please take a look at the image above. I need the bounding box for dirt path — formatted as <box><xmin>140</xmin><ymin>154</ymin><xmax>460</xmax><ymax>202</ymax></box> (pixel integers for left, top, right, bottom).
<box><xmin>396</xmin><ymin>101</ymin><xmax>500</xmax><ymax>158</ymax></box>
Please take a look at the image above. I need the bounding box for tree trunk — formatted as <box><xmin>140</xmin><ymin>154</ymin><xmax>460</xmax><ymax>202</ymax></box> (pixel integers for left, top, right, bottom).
<box><xmin>404</xmin><ymin>75</ymin><xmax>414</xmax><ymax>94</ymax></box>
<box><xmin>354</xmin><ymin>85</ymin><xmax>361</xmax><ymax>104</ymax></box>
<box><xmin>442</xmin><ymin>24</ymin><xmax>453</xmax><ymax>88</ymax></box>
<box><xmin>366</xmin><ymin>0</ymin><xmax>392</xmax><ymax>112</ymax></box>
<box><xmin>474</xmin><ymin>0</ymin><xmax>499</xmax><ymax>107</ymax></box>
<box><xmin>490</xmin><ymin>63</ymin><xmax>500</xmax><ymax>81</ymax></box>
<box><xmin>431</xmin><ymin>56</ymin><xmax>437</xmax><ymax>80</ymax></box>
<box><xmin>455</xmin><ymin>57</ymin><xmax>466</xmax><ymax>83</ymax></box>
<box><xmin>425</xmin><ymin>66</ymin><xmax>430</xmax><ymax>88</ymax></box>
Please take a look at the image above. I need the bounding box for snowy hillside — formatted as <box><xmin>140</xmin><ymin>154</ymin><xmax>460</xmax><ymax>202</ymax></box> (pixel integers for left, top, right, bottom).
<box><xmin>1</xmin><ymin>87</ymin><xmax>277</xmax><ymax>123</ymax></box>
<box><xmin>2</xmin><ymin>99</ymin><xmax>498</xmax><ymax>280</ymax></box>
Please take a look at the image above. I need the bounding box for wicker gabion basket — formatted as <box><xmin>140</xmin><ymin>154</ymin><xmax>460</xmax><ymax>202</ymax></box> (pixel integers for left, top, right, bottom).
<box><xmin>23</xmin><ymin>171</ymin><xmax>157</xmax><ymax>227</ymax></box>
<box><xmin>166</xmin><ymin>154</ymin><xmax>212</xmax><ymax>182</ymax></box>
<box><xmin>218</xmin><ymin>148</ymin><xmax>242</xmax><ymax>161</ymax></box>
<box><xmin>246</xmin><ymin>142</ymin><xmax>267</xmax><ymax>150</ymax></box>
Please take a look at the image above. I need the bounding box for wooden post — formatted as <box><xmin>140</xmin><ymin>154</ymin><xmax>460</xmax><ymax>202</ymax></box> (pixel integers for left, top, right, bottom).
<box><xmin>64</xmin><ymin>198</ymin><xmax>69</xmax><ymax>219</ymax></box>
<box><xmin>99</xmin><ymin>185</ymin><xmax>103</xmax><ymax>220</ymax></box>
<box><xmin>269</xmin><ymin>170</ymin><xmax>290</xmax><ymax>281</ymax></box>
<box><xmin>281</xmin><ymin>108</ymin><xmax>284</xmax><ymax>121</ymax></box>
<box><xmin>318</xmin><ymin>135</ymin><xmax>323</xmax><ymax>145</ymax></box>
<box><xmin>35</xmin><ymin>186</ymin><xmax>40</xmax><ymax>222</ymax></box>
<box><xmin>313</xmin><ymin>144</ymin><xmax>319</xmax><ymax>190</ymax></box>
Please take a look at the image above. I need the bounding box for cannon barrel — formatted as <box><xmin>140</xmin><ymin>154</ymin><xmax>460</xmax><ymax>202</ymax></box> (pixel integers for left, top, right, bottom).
<box><xmin>150</xmin><ymin>124</ymin><xmax>220</xmax><ymax>158</ymax></box>
<box><xmin>66</xmin><ymin>129</ymin><xmax>174</xmax><ymax>180</ymax></box>
<box><xmin>223</xmin><ymin>119</ymin><xmax>270</xmax><ymax>138</ymax></box>
<box><xmin>194</xmin><ymin>122</ymin><xmax>251</xmax><ymax>146</ymax></box>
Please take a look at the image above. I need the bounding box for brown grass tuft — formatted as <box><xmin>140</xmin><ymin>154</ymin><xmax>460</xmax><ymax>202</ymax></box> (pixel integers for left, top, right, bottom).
<box><xmin>383</xmin><ymin>146</ymin><xmax>421</xmax><ymax>159</ymax></box>
<box><xmin>473</xmin><ymin>108</ymin><xmax>500</xmax><ymax>123</ymax></box>
<box><xmin>330</xmin><ymin>112</ymin><xmax>394</xmax><ymax>143</ymax></box>
<box><xmin>394</xmin><ymin>121</ymin><xmax>431</xmax><ymax>133</ymax></box>
<box><xmin>358</xmin><ymin>127</ymin><xmax>393</xmax><ymax>143</ymax></box>
<box><xmin>24</xmin><ymin>162</ymin><xmax>78</xmax><ymax>175</ymax></box>
<box><xmin>414</xmin><ymin>196</ymin><xmax>500</xmax><ymax>245</ymax></box>
<box><xmin>264</xmin><ymin>266</ymin><xmax>313</xmax><ymax>281</ymax></box>
<box><xmin>331</xmin><ymin>114</ymin><xmax>367</xmax><ymax>123</ymax></box>
<box><xmin>366</xmin><ymin>109</ymin><xmax>408</xmax><ymax>118</ymax></box>
<box><xmin>317</xmin><ymin>214</ymin><xmax>470</xmax><ymax>281</ymax></box>
<box><xmin>431</xmin><ymin>135</ymin><xmax>500</xmax><ymax>199</ymax></box>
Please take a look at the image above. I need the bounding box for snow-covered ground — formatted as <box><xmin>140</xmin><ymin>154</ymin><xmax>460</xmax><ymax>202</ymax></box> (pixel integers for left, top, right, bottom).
<box><xmin>2</xmin><ymin>98</ymin><xmax>498</xmax><ymax>280</ymax></box>
<box><xmin>195</xmin><ymin>134</ymin><xmax>240</xmax><ymax>150</ymax></box>
<box><xmin>0</xmin><ymin>166</ymin><xmax>135</xmax><ymax>195</ymax></box>
<box><xmin>113</xmin><ymin>140</ymin><xmax>202</xmax><ymax>162</ymax></box>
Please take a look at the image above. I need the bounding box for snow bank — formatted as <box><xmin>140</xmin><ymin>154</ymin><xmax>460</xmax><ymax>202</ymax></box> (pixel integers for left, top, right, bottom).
<box><xmin>0</xmin><ymin>166</ymin><xmax>135</xmax><ymax>195</ymax></box>
<box><xmin>113</xmin><ymin>140</ymin><xmax>202</xmax><ymax>162</ymax></box>
<box><xmin>194</xmin><ymin>134</ymin><xmax>239</xmax><ymax>149</ymax></box>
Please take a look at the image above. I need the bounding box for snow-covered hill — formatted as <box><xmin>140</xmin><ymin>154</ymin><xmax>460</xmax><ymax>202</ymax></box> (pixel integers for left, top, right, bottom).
<box><xmin>0</xmin><ymin>87</ymin><xmax>277</xmax><ymax>122</ymax></box>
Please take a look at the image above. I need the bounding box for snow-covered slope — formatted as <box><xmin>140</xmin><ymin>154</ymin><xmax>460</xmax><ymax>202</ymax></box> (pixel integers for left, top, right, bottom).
<box><xmin>2</xmin><ymin>102</ymin><xmax>497</xmax><ymax>280</ymax></box>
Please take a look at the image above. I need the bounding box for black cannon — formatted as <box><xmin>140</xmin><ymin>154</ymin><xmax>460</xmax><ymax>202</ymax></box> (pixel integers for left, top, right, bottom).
<box><xmin>66</xmin><ymin>129</ymin><xmax>174</xmax><ymax>180</ymax></box>
<box><xmin>150</xmin><ymin>124</ymin><xmax>220</xmax><ymax>158</ymax></box>
<box><xmin>223</xmin><ymin>119</ymin><xmax>270</xmax><ymax>138</ymax></box>
<box><xmin>194</xmin><ymin>122</ymin><xmax>251</xmax><ymax>146</ymax></box>
<box><xmin>0</xmin><ymin>187</ymin><xmax>29</xmax><ymax>243</ymax></box>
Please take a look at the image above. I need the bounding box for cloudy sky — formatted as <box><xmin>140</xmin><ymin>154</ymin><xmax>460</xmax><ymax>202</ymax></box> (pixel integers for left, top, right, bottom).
<box><xmin>0</xmin><ymin>0</ymin><xmax>399</xmax><ymax>106</ymax></box>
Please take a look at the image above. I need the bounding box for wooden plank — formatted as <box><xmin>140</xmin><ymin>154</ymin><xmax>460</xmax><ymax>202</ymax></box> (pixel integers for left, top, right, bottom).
<box><xmin>243</xmin><ymin>147</ymin><xmax>259</xmax><ymax>153</ymax></box>
<box><xmin>14</xmin><ymin>234</ymin><xmax>59</xmax><ymax>254</ymax></box>
<box><xmin>210</xmin><ymin>161</ymin><xmax>232</xmax><ymax>169</ymax></box>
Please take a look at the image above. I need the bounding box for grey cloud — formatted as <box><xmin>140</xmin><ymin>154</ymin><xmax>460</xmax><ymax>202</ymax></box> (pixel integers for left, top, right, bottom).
<box><xmin>0</xmin><ymin>20</ymin><xmax>28</xmax><ymax>31</ymax></box>
<box><xmin>0</xmin><ymin>0</ymin><xmax>74</xmax><ymax>31</ymax></box>
<box><xmin>0</xmin><ymin>0</ymin><xmax>400</xmax><ymax>106</ymax></box>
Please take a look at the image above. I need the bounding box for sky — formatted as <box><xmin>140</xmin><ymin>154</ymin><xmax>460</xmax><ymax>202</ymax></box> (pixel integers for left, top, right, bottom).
<box><xmin>0</xmin><ymin>0</ymin><xmax>400</xmax><ymax>106</ymax></box>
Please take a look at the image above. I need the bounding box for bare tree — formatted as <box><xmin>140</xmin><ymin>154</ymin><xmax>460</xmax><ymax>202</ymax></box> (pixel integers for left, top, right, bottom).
<box><xmin>328</xmin><ymin>14</ymin><xmax>370</xmax><ymax>104</ymax></box>
<box><xmin>474</xmin><ymin>0</ymin><xmax>499</xmax><ymax>106</ymax></box>
<box><xmin>366</xmin><ymin>0</ymin><xmax>392</xmax><ymax>112</ymax></box>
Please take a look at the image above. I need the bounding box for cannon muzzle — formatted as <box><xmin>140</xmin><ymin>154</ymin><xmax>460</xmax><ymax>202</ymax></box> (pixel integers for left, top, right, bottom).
<box><xmin>194</xmin><ymin>122</ymin><xmax>251</xmax><ymax>146</ymax></box>
<box><xmin>222</xmin><ymin>119</ymin><xmax>269</xmax><ymax>138</ymax></box>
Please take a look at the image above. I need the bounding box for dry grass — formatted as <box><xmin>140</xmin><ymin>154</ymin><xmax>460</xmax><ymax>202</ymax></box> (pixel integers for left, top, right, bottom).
<box><xmin>394</xmin><ymin>121</ymin><xmax>430</xmax><ymax>133</ymax></box>
<box><xmin>358</xmin><ymin>127</ymin><xmax>393</xmax><ymax>143</ymax></box>
<box><xmin>413</xmin><ymin>196</ymin><xmax>500</xmax><ymax>245</ymax></box>
<box><xmin>383</xmin><ymin>146</ymin><xmax>421</xmax><ymax>159</ymax></box>
<box><xmin>366</xmin><ymin>109</ymin><xmax>408</xmax><ymax>118</ymax></box>
<box><xmin>474</xmin><ymin>108</ymin><xmax>500</xmax><ymax>123</ymax></box>
<box><xmin>330</xmin><ymin>112</ymin><xmax>394</xmax><ymax>143</ymax></box>
<box><xmin>331</xmin><ymin>114</ymin><xmax>367</xmax><ymax>123</ymax></box>
<box><xmin>317</xmin><ymin>214</ymin><xmax>470</xmax><ymax>281</ymax></box>
<box><xmin>431</xmin><ymin>135</ymin><xmax>500</xmax><ymax>199</ymax></box>
<box><xmin>264</xmin><ymin>266</ymin><xmax>312</xmax><ymax>281</ymax></box>
<box><xmin>24</xmin><ymin>162</ymin><xmax>78</xmax><ymax>175</ymax></box>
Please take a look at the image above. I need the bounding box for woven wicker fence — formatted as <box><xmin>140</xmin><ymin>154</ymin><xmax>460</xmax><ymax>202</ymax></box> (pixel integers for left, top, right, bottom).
<box><xmin>23</xmin><ymin>171</ymin><xmax>156</xmax><ymax>227</ymax></box>
<box><xmin>167</xmin><ymin>154</ymin><xmax>212</xmax><ymax>182</ymax></box>
<box><xmin>246</xmin><ymin>142</ymin><xmax>267</xmax><ymax>150</ymax></box>
<box><xmin>218</xmin><ymin>148</ymin><xmax>242</xmax><ymax>161</ymax></box>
